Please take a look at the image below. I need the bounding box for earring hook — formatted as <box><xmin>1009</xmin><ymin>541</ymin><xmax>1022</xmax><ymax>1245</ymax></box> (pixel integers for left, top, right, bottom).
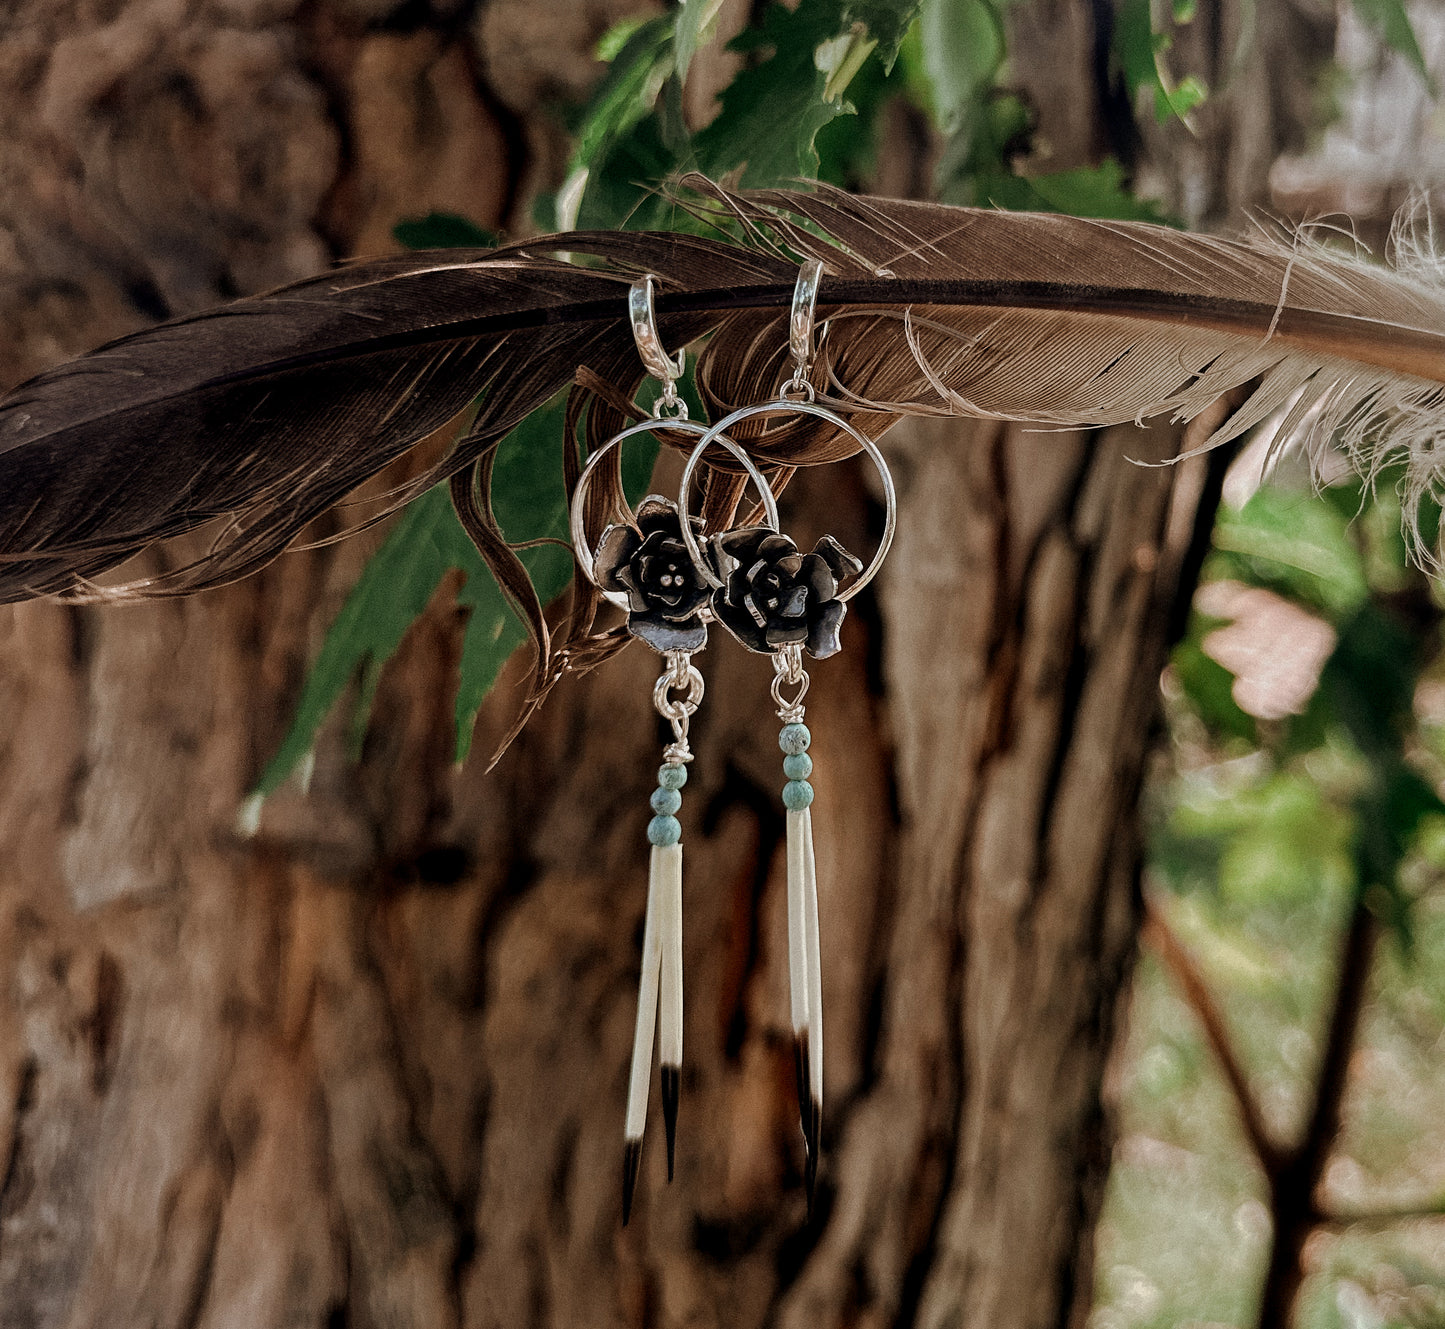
<box><xmin>629</xmin><ymin>276</ymin><xmax>687</xmax><ymax>418</ymax></box>
<box><xmin>781</xmin><ymin>259</ymin><xmax>824</xmax><ymax>401</ymax></box>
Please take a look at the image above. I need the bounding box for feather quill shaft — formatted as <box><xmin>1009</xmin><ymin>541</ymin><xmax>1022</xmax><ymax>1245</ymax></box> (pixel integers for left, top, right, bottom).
<box><xmin>658</xmin><ymin>842</ymin><xmax>683</xmax><ymax>1183</ymax></box>
<box><xmin>623</xmin><ymin>844</ymin><xmax>670</xmax><ymax>1225</ymax></box>
<box><xmin>800</xmin><ymin>807</ymin><xmax>823</xmax><ymax>1210</ymax></box>
<box><xmin>786</xmin><ymin>806</ymin><xmax>823</xmax><ymax>1208</ymax></box>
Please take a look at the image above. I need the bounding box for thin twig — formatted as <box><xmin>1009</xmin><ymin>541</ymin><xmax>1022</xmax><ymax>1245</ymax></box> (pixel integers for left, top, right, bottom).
<box><xmin>1142</xmin><ymin>889</ymin><xmax>1283</xmax><ymax>1173</ymax></box>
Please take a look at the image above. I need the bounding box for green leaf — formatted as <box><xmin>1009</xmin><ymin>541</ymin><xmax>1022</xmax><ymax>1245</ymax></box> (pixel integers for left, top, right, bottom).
<box><xmin>1114</xmin><ymin>0</ymin><xmax>1209</xmax><ymax>124</ymax></box>
<box><xmin>693</xmin><ymin>0</ymin><xmax>857</xmax><ymax>187</ymax></box>
<box><xmin>1350</xmin><ymin>0</ymin><xmax>1436</xmax><ymax>92</ymax></box>
<box><xmin>1172</xmin><ymin>615</ymin><xmax>1258</xmax><ymax>744</ymax></box>
<box><xmin>842</xmin><ymin>0</ymin><xmax>924</xmax><ymax>69</ymax></box>
<box><xmin>253</xmin><ymin>483</ymin><xmax>491</xmax><ymax>795</ymax></box>
<box><xmin>570</xmin><ymin>16</ymin><xmax>675</xmax><ymax>183</ymax></box>
<box><xmin>596</xmin><ymin>13</ymin><xmax>653</xmax><ymax>61</ymax></box>
<box><xmin>674</xmin><ymin>0</ymin><xmax>725</xmax><ymax>83</ymax></box>
<box><xmin>1209</xmin><ymin>485</ymin><xmax>1369</xmax><ymax>621</ymax></box>
<box><xmin>918</xmin><ymin>0</ymin><xmax>1005</xmax><ymax>135</ymax></box>
<box><xmin>1315</xmin><ymin>603</ymin><xmax>1420</xmax><ymax>760</ymax></box>
<box><xmin>578</xmin><ymin>0</ymin><xmax>915</xmax><ymax>227</ymax></box>
<box><xmin>391</xmin><ymin>213</ymin><xmax>497</xmax><ymax>249</ymax></box>
<box><xmin>1014</xmin><ymin>160</ymin><xmax>1173</xmax><ymax>222</ymax></box>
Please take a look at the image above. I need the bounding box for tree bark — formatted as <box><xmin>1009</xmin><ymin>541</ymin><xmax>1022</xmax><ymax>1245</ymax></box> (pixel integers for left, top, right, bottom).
<box><xmin>0</xmin><ymin>2</ymin><xmax>1327</xmax><ymax>1328</ymax></box>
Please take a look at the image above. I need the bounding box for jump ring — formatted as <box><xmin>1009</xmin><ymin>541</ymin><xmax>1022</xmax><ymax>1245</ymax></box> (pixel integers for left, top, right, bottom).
<box><xmin>653</xmin><ymin>663</ymin><xmax>705</xmax><ymax>720</ymax></box>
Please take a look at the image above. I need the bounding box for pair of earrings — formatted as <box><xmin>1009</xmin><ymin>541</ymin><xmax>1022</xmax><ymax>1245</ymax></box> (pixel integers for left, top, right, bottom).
<box><xmin>568</xmin><ymin>263</ymin><xmax>896</xmax><ymax>1224</ymax></box>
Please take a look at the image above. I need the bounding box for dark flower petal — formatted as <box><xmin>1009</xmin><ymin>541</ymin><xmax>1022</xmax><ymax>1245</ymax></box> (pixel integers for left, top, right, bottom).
<box><xmin>741</xmin><ymin>587</ymin><xmax>770</xmax><ymax>628</ymax></box>
<box><xmin>630</xmin><ymin>610</ymin><xmax>708</xmax><ymax>653</ymax></box>
<box><xmin>636</xmin><ymin>495</ymin><xmax>682</xmax><ymax>535</ymax></box>
<box><xmin>662</xmin><ymin>582</ymin><xmax>711</xmax><ymax>621</ymax></box>
<box><xmin>756</xmin><ymin>533</ymin><xmax>801</xmax><ymax>563</ymax></box>
<box><xmin>634</xmin><ymin>527</ymin><xmax>678</xmax><ymax>561</ymax></box>
<box><xmin>807</xmin><ymin>599</ymin><xmax>848</xmax><ymax>659</ymax></box>
<box><xmin>778</xmin><ymin>584</ymin><xmax>810</xmax><ymax>619</ymax></box>
<box><xmin>612</xmin><ymin>562</ymin><xmax>651</xmax><ymax>613</ymax></box>
<box><xmin>715</xmin><ymin>524</ymin><xmax>775</xmax><ymax>569</ymax></box>
<box><xmin>812</xmin><ymin>535</ymin><xmax>863</xmax><ymax>583</ymax></box>
<box><xmin>711</xmin><ymin>593</ymin><xmax>770</xmax><ymax>653</ymax></box>
<box><xmin>593</xmin><ymin>523</ymin><xmax>641</xmax><ymax>593</ymax></box>
<box><xmin>800</xmin><ymin>553</ymin><xmax>838</xmax><ymax>604</ymax></box>
<box><xmin>763</xmin><ymin>618</ymin><xmax>811</xmax><ymax>648</ymax></box>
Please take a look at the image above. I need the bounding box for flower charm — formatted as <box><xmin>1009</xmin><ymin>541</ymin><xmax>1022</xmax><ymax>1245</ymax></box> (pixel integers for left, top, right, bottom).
<box><xmin>593</xmin><ymin>495</ymin><xmax>712</xmax><ymax>652</ymax></box>
<box><xmin>710</xmin><ymin>527</ymin><xmax>863</xmax><ymax>659</ymax></box>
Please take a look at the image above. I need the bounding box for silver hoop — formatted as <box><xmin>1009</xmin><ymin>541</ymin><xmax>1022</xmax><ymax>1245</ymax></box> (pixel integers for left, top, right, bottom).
<box><xmin>629</xmin><ymin>276</ymin><xmax>686</xmax><ymax>417</ymax></box>
<box><xmin>789</xmin><ymin>259</ymin><xmax>822</xmax><ymax>372</ymax></box>
<box><xmin>569</xmin><ymin>419</ymin><xmax>781</xmax><ymax>609</ymax></box>
<box><xmin>676</xmin><ymin>399</ymin><xmax>896</xmax><ymax>602</ymax></box>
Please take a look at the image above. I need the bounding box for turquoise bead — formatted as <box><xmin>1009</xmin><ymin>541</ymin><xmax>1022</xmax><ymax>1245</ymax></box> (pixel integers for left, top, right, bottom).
<box><xmin>648</xmin><ymin>815</ymin><xmax>682</xmax><ymax>846</ymax></box>
<box><xmin>779</xmin><ymin>723</ymin><xmax>812</xmax><ymax>755</ymax></box>
<box><xmin>650</xmin><ymin>787</ymin><xmax>682</xmax><ymax>815</ymax></box>
<box><xmin>782</xmin><ymin>780</ymin><xmax>815</xmax><ymax>810</ymax></box>
<box><xmin>782</xmin><ymin>752</ymin><xmax>813</xmax><ymax>781</ymax></box>
<box><xmin>658</xmin><ymin>763</ymin><xmax>688</xmax><ymax>790</ymax></box>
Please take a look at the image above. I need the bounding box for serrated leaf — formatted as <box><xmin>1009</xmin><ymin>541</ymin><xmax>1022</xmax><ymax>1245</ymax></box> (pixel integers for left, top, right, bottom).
<box><xmin>597</xmin><ymin>14</ymin><xmax>653</xmax><ymax>61</ymax></box>
<box><xmin>580</xmin><ymin>0</ymin><xmax>908</xmax><ymax>227</ymax></box>
<box><xmin>571</xmin><ymin>16</ymin><xmax>675</xmax><ymax>181</ymax></box>
<box><xmin>258</xmin><ymin>364</ymin><xmax>692</xmax><ymax>788</ymax></box>
<box><xmin>693</xmin><ymin>0</ymin><xmax>857</xmax><ymax>187</ymax></box>
<box><xmin>253</xmin><ymin>482</ymin><xmax>490</xmax><ymax>795</ymax></box>
<box><xmin>843</xmin><ymin>0</ymin><xmax>925</xmax><ymax>68</ymax></box>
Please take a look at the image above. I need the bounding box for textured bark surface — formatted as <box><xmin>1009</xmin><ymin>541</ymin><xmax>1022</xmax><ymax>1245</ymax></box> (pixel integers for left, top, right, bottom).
<box><xmin>0</xmin><ymin>3</ymin><xmax>1322</xmax><ymax>1328</ymax></box>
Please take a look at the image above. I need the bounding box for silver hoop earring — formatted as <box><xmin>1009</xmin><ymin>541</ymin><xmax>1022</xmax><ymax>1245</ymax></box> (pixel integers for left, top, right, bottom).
<box><xmin>675</xmin><ymin>260</ymin><xmax>898</xmax><ymax>1214</ymax></box>
<box><xmin>569</xmin><ymin>275</ymin><xmax>780</xmax><ymax>1224</ymax></box>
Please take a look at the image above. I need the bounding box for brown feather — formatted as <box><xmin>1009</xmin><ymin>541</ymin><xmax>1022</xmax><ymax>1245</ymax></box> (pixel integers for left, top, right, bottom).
<box><xmin>6</xmin><ymin>178</ymin><xmax>1445</xmax><ymax>732</ymax></box>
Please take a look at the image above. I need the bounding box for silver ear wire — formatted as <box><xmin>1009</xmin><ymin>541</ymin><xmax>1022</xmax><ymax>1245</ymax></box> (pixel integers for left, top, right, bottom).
<box><xmin>629</xmin><ymin>275</ymin><xmax>688</xmax><ymax>418</ymax></box>
<box><xmin>783</xmin><ymin>258</ymin><xmax>823</xmax><ymax>399</ymax></box>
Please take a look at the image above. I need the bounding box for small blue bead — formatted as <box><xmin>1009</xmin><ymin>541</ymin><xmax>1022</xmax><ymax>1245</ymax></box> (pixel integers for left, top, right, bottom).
<box><xmin>657</xmin><ymin>763</ymin><xmax>688</xmax><ymax>791</ymax></box>
<box><xmin>650</xmin><ymin>787</ymin><xmax>682</xmax><ymax>815</ymax></box>
<box><xmin>782</xmin><ymin>780</ymin><xmax>815</xmax><ymax>810</ymax></box>
<box><xmin>647</xmin><ymin>814</ymin><xmax>682</xmax><ymax>846</ymax></box>
<box><xmin>779</xmin><ymin>723</ymin><xmax>812</xmax><ymax>755</ymax></box>
<box><xmin>782</xmin><ymin>752</ymin><xmax>813</xmax><ymax>781</ymax></box>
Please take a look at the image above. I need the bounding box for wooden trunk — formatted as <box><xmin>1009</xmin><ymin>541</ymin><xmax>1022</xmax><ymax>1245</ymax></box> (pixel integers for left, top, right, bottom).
<box><xmin>0</xmin><ymin>1</ymin><xmax>1325</xmax><ymax>1326</ymax></box>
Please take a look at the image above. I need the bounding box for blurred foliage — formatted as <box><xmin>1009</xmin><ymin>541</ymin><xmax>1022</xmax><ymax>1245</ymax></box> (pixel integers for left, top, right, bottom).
<box><xmin>1098</xmin><ymin>463</ymin><xmax>1445</xmax><ymax>1328</ymax></box>
<box><xmin>1113</xmin><ymin>0</ymin><xmax>1208</xmax><ymax>124</ymax></box>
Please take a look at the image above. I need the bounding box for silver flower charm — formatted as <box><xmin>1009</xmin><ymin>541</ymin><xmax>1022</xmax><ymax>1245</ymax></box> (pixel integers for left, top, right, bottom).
<box><xmin>710</xmin><ymin>527</ymin><xmax>862</xmax><ymax>659</ymax></box>
<box><xmin>593</xmin><ymin>495</ymin><xmax>712</xmax><ymax>653</ymax></box>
